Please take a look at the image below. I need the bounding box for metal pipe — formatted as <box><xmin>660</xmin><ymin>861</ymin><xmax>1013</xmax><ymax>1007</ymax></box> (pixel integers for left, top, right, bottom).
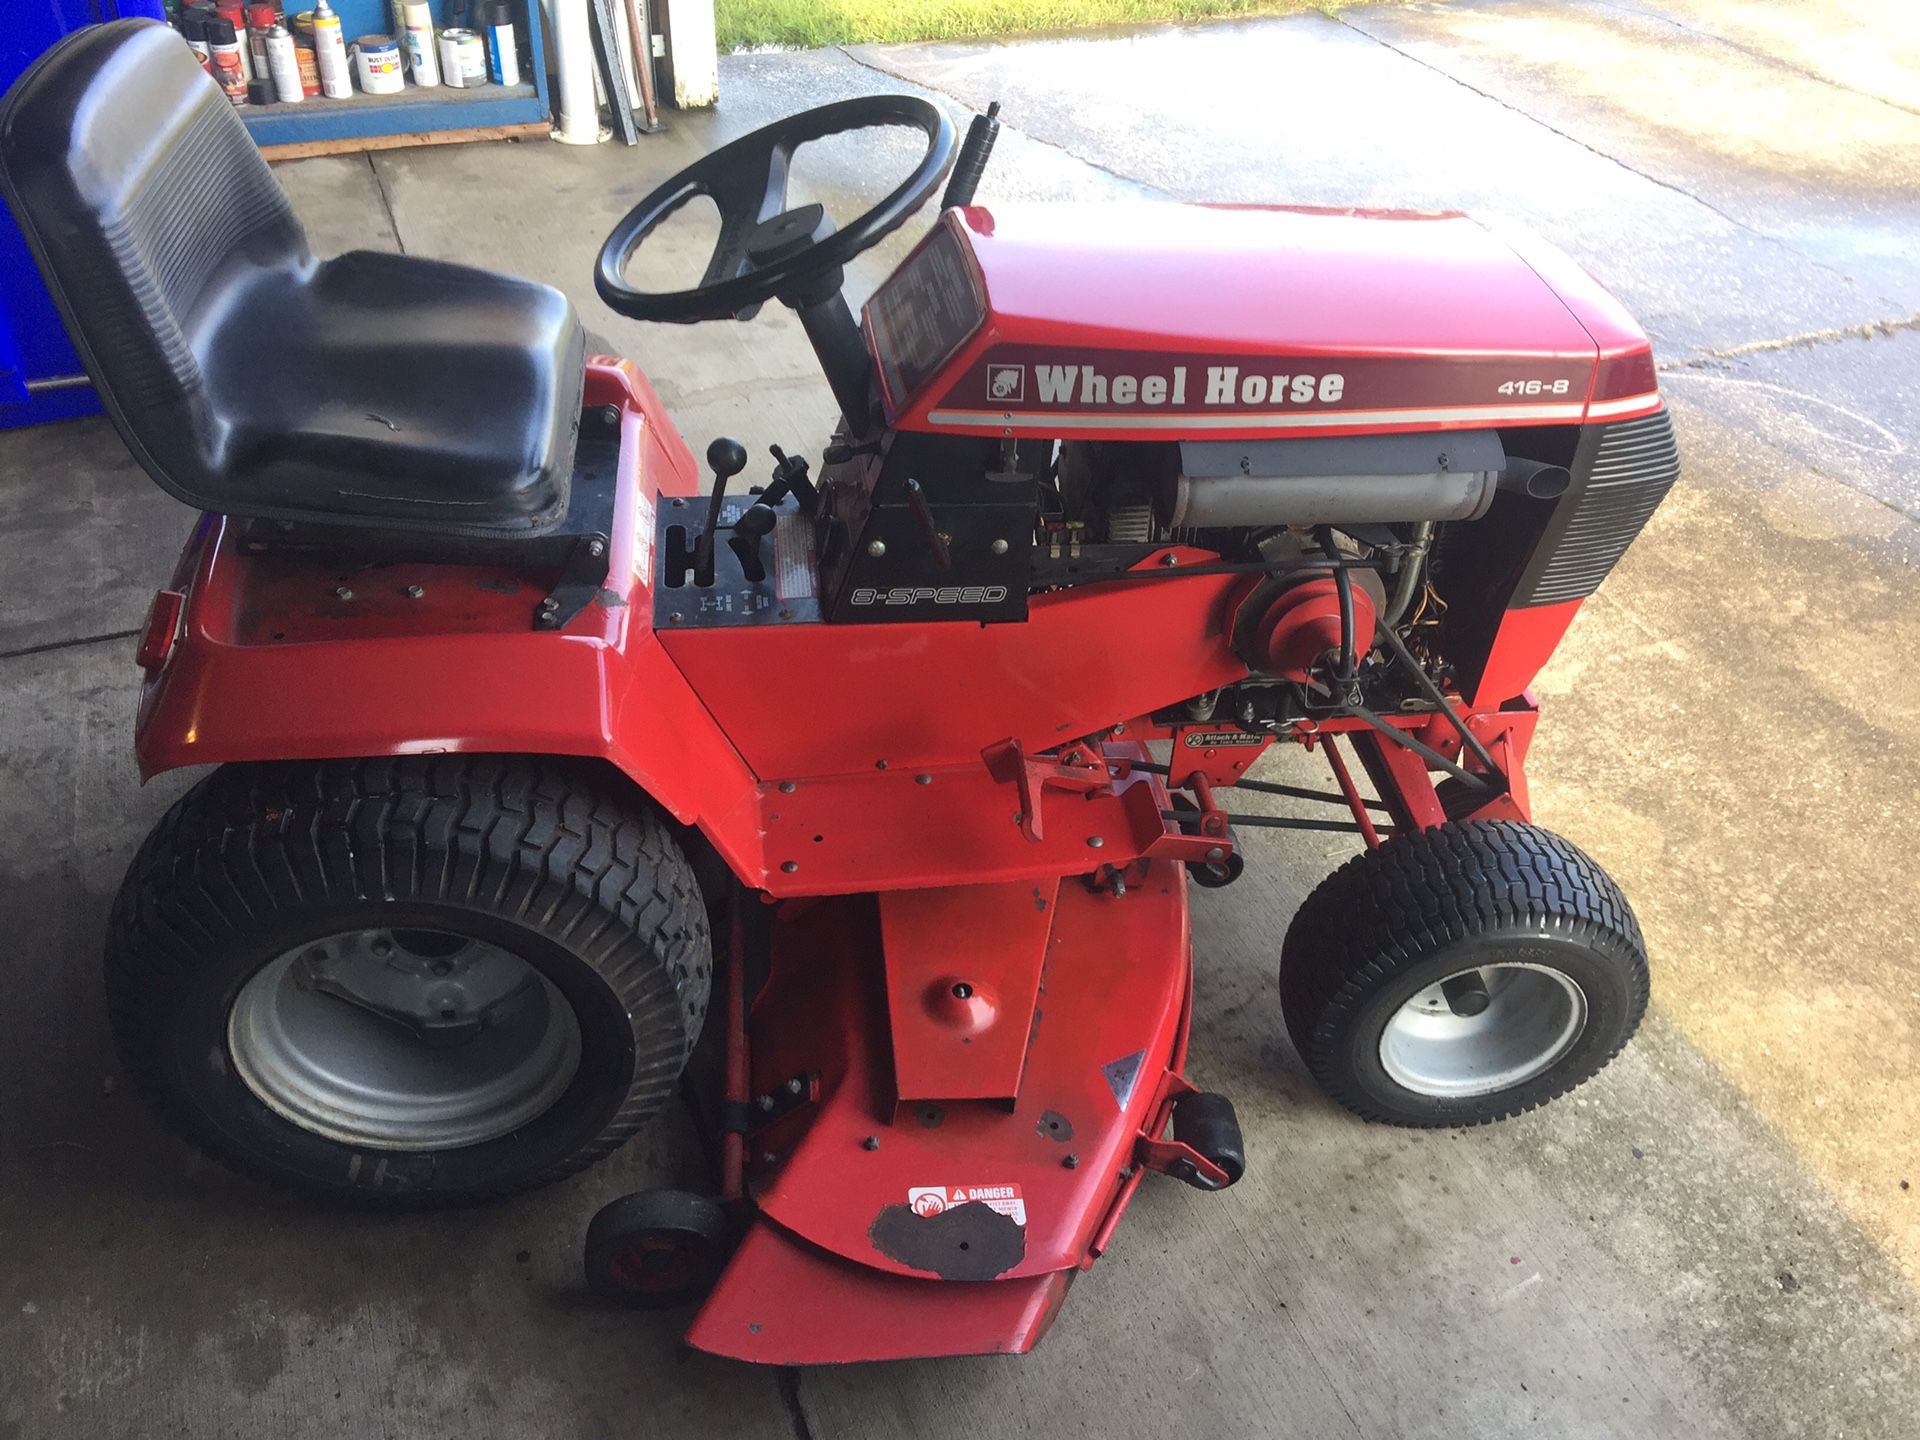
<box><xmin>1322</xmin><ymin>735</ymin><xmax>1382</xmax><ymax>849</ymax></box>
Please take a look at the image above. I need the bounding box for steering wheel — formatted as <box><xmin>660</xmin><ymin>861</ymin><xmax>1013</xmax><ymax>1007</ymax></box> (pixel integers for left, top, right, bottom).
<box><xmin>596</xmin><ymin>96</ymin><xmax>956</xmax><ymax>325</ymax></box>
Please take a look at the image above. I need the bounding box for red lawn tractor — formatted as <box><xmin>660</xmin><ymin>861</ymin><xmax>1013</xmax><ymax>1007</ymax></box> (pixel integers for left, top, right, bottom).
<box><xmin>3</xmin><ymin>23</ymin><xmax>1673</xmax><ymax>1364</ymax></box>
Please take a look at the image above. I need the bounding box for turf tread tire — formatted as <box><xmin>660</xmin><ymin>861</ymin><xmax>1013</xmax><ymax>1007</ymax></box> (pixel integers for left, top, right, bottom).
<box><xmin>105</xmin><ymin>755</ymin><xmax>711</xmax><ymax>1206</ymax></box>
<box><xmin>1279</xmin><ymin>820</ymin><xmax>1648</xmax><ymax>1127</ymax></box>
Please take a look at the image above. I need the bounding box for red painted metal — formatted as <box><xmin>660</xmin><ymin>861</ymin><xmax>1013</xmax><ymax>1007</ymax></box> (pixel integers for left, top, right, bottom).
<box><xmin>871</xmin><ymin>204</ymin><xmax>1656</xmax><ymax>440</ymax></box>
<box><xmin>687</xmin><ymin>1219</ymin><xmax>1074</xmax><ymax>1363</ymax></box>
<box><xmin>721</xmin><ymin>897</ymin><xmax>749</xmax><ymax>1207</ymax></box>
<box><xmin>731</xmin><ymin>860</ymin><xmax>1191</xmax><ymax>1293</ymax></box>
<box><xmin>879</xmin><ymin>879</ymin><xmax>1057</xmax><ymax>1103</ymax></box>
<box><xmin>1321</xmin><ymin>734</ymin><xmax>1382</xmax><ymax>849</ymax></box>
<box><xmin>134</xmin><ymin>589</ymin><xmax>184</xmax><ymax>673</ymax></box>
<box><xmin>1253</xmin><ymin>575</ymin><xmax>1379</xmax><ymax>682</ymax></box>
<box><xmin>1470</xmin><ymin>598</ymin><xmax>1583</xmax><ymax>710</ymax></box>
<box><xmin>1165</xmin><ymin>723</ymin><xmax>1274</xmax><ymax>786</ymax></box>
<box><xmin>657</xmin><ymin>567</ymin><xmax>1251</xmax><ymax>781</ymax></box>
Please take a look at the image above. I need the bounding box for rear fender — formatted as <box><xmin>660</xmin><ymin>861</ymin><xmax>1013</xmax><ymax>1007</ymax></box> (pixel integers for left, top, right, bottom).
<box><xmin>132</xmin><ymin>358</ymin><xmax>769</xmax><ymax>884</ymax></box>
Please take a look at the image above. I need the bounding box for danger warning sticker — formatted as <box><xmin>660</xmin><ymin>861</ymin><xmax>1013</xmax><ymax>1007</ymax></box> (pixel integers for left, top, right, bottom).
<box><xmin>907</xmin><ymin>1184</ymin><xmax>1028</xmax><ymax>1227</ymax></box>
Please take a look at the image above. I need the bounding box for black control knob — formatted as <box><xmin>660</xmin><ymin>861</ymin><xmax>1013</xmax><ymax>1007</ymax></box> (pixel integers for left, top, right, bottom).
<box><xmin>728</xmin><ymin>501</ymin><xmax>778</xmax><ymax>584</ymax></box>
<box><xmin>734</xmin><ymin>502</ymin><xmax>777</xmax><ymax>542</ymax></box>
<box><xmin>707</xmin><ymin>436</ymin><xmax>748</xmax><ymax>480</ymax></box>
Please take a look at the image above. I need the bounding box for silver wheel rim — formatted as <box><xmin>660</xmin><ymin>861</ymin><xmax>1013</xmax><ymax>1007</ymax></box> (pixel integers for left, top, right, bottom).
<box><xmin>228</xmin><ymin>926</ymin><xmax>582</xmax><ymax>1150</ymax></box>
<box><xmin>1378</xmin><ymin>962</ymin><xmax>1588</xmax><ymax>1099</ymax></box>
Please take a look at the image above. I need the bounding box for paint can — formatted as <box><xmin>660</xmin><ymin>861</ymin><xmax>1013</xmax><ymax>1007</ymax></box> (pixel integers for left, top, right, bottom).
<box><xmin>178</xmin><ymin>9</ymin><xmax>213</xmax><ymax>70</ymax></box>
<box><xmin>437</xmin><ymin>28</ymin><xmax>487</xmax><ymax>88</ymax></box>
<box><xmin>353</xmin><ymin>34</ymin><xmax>405</xmax><ymax>95</ymax></box>
<box><xmin>311</xmin><ymin>0</ymin><xmax>353</xmax><ymax>99</ymax></box>
<box><xmin>481</xmin><ymin>2</ymin><xmax>518</xmax><ymax>88</ymax></box>
<box><xmin>206</xmin><ymin>16</ymin><xmax>249</xmax><ymax>105</ymax></box>
<box><xmin>265</xmin><ymin>24</ymin><xmax>304</xmax><ymax>104</ymax></box>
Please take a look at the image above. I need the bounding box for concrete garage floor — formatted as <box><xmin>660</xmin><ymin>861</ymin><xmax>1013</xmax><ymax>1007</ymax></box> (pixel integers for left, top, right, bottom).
<box><xmin>5</xmin><ymin>0</ymin><xmax>1920</xmax><ymax>1434</ymax></box>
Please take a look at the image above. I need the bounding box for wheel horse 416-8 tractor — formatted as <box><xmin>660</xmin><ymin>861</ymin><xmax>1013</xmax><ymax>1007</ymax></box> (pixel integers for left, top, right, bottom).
<box><xmin>4</xmin><ymin>23</ymin><xmax>1676</xmax><ymax>1364</ymax></box>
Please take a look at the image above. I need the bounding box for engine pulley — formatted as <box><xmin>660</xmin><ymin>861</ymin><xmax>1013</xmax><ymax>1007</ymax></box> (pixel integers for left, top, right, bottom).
<box><xmin>1251</xmin><ymin>575</ymin><xmax>1378</xmax><ymax>682</ymax></box>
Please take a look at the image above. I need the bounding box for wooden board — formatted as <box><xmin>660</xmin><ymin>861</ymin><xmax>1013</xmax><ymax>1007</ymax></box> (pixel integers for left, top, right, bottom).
<box><xmin>259</xmin><ymin>120</ymin><xmax>550</xmax><ymax>162</ymax></box>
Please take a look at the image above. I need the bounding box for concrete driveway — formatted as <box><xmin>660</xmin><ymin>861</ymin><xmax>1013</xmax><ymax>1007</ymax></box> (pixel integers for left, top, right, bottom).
<box><xmin>4</xmin><ymin>2</ymin><xmax>1918</xmax><ymax>1436</ymax></box>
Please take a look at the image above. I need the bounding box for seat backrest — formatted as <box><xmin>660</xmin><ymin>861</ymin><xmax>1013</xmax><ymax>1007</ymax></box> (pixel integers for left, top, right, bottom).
<box><xmin>0</xmin><ymin>20</ymin><xmax>310</xmax><ymax>504</ymax></box>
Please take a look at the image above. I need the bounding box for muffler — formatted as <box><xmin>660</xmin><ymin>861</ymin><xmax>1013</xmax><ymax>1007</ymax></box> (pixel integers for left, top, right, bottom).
<box><xmin>1166</xmin><ymin>431</ymin><xmax>1511</xmax><ymax>528</ymax></box>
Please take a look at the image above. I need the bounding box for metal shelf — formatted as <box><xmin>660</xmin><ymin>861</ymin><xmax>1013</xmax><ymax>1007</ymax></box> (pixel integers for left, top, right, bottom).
<box><xmin>236</xmin><ymin>0</ymin><xmax>549</xmax><ymax>151</ymax></box>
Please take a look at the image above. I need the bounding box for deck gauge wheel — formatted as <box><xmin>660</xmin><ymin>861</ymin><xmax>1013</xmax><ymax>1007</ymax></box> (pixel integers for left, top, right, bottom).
<box><xmin>584</xmin><ymin>1190</ymin><xmax>732</xmax><ymax>1308</ymax></box>
<box><xmin>1279</xmin><ymin>821</ymin><xmax>1649</xmax><ymax>1127</ymax></box>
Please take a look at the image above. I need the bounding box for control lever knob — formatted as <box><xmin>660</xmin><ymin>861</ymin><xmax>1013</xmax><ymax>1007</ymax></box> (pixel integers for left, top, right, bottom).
<box><xmin>734</xmin><ymin>502</ymin><xmax>777</xmax><ymax>541</ymax></box>
<box><xmin>706</xmin><ymin>436</ymin><xmax>748</xmax><ymax>480</ymax></box>
<box><xmin>728</xmin><ymin>502</ymin><xmax>778</xmax><ymax>584</ymax></box>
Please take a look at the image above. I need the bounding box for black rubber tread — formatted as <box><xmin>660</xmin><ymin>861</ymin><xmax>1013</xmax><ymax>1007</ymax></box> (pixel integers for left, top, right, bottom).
<box><xmin>584</xmin><ymin>1188</ymin><xmax>731</xmax><ymax>1307</ymax></box>
<box><xmin>104</xmin><ymin>755</ymin><xmax>711</xmax><ymax>1205</ymax></box>
<box><xmin>1279</xmin><ymin>820</ymin><xmax>1648</xmax><ymax>1127</ymax></box>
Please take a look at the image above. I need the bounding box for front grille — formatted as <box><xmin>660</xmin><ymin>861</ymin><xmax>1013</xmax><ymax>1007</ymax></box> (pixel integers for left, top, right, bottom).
<box><xmin>1518</xmin><ymin>409</ymin><xmax>1679</xmax><ymax>607</ymax></box>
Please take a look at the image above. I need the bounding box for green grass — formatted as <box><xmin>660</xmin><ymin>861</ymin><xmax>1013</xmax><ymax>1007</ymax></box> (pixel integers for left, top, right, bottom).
<box><xmin>717</xmin><ymin>0</ymin><xmax>1349</xmax><ymax>51</ymax></box>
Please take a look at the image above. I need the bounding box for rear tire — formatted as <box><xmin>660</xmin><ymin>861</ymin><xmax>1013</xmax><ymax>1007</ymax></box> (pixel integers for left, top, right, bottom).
<box><xmin>105</xmin><ymin>756</ymin><xmax>711</xmax><ymax>1205</ymax></box>
<box><xmin>1279</xmin><ymin>820</ymin><xmax>1647</xmax><ymax>1127</ymax></box>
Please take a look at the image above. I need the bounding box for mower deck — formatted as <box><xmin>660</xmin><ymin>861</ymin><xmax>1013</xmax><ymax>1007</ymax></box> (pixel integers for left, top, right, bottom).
<box><xmin>691</xmin><ymin>857</ymin><xmax>1194</xmax><ymax>1364</ymax></box>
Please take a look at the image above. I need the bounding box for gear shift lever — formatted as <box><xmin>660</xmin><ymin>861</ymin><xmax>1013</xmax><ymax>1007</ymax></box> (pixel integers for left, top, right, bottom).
<box><xmin>698</xmin><ymin>437</ymin><xmax>748</xmax><ymax>585</ymax></box>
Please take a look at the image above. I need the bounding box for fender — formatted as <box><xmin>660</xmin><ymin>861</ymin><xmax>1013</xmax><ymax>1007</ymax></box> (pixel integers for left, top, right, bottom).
<box><xmin>133</xmin><ymin>360</ymin><xmax>771</xmax><ymax>884</ymax></box>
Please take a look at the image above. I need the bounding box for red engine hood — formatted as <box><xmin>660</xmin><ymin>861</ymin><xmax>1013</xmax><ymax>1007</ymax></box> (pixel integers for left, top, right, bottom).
<box><xmin>867</xmin><ymin>202</ymin><xmax>1659</xmax><ymax>441</ymax></box>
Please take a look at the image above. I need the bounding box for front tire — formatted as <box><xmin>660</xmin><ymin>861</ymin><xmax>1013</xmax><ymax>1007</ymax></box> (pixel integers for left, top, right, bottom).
<box><xmin>106</xmin><ymin>756</ymin><xmax>711</xmax><ymax>1205</ymax></box>
<box><xmin>1279</xmin><ymin>821</ymin><xmax>1647</xmax><ymax>1127</ymax></box>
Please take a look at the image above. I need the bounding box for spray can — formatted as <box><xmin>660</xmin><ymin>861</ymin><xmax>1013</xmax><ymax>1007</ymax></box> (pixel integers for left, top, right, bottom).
<box><xmin>246</xmin><ymin>5</ymin><xmax>276</xmax><ymax>86</ymax></box>
<box><xmin>265</xmin><ymin>23</ymin><xmax>304</xmax><ymax>103</ymax></box>
<box><xmin>312</xmin><ymin>0</ymin><xmax>352</xmax><ymax>98</ymax></box>
<box><xmin>213</xmin><ymin>0</ymin><xmax>253</xmax><ymax>80</ymax></box>
<box><xmin>291</xmin><ymin>12</ymin><xmax>321</xmax><ymax>96</ymax></box>
<box><xmin>481</xmin><ymin>2</ymin><xmax>518</xmax><ymax>88</ymax></box>
<box><xmin>207</xmin><ymin>17</ymin><xmax>249</xmax><ymax>103</ymax></box>
<box><xmin>179</xmin><ymin>8</ymin><xmax>213</xmax><ymax>70</ymax></box>
<box><xmin>399</xmin><ymin>0</ymin><xmax>439</xmax><ymax>86</ymax></box>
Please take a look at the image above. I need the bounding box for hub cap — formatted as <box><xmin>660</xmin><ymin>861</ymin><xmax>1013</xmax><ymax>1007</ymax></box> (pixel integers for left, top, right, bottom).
<box><xmin>1378</xmin><ymin>963</ymin><xmax>1587</xmax><ymax>1099</ymax></box>
<box><xmin>228</xmin><ymin>926</ymin><xmax>582</xmax><ymax>1150</ymax></box>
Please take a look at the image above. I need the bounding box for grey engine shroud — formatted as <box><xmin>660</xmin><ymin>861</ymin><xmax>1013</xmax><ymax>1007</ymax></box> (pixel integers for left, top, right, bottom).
<box><xmin>1167</xmin><ymin>430</ymin><xmax>1507</xmax><ymax>528</ymax></box>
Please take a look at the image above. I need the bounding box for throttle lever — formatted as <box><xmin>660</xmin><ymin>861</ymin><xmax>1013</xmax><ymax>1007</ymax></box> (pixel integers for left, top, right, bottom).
<box><xmin>766</xmin><ymin>445</ymin><xmax>818</xmax><ymax>512</ymax></box>
<box><xmin>728</xmin><ymin>502</ymin><xmax>777</xmax><ymax>584</ymax></box>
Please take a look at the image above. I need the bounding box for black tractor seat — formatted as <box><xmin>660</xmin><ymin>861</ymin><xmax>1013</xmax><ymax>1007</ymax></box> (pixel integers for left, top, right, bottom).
<box><xmin>0</xmin><ymin>19</ymin><xmax>590</xmax><ymax>555</ymax></box>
